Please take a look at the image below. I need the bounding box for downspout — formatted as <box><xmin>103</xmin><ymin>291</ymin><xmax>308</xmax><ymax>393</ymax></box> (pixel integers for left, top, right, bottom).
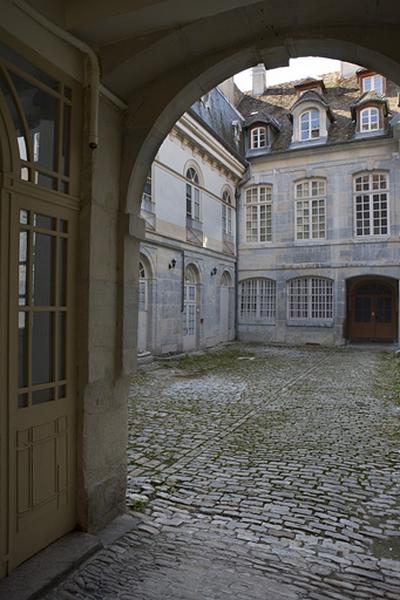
<box><xmin>11</xmin><ymin>0</ymin><xmax>127</xmax><ymax>148</ymax></box>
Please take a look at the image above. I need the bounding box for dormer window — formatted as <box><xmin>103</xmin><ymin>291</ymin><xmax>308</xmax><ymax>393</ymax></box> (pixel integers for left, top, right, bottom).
<box><xmin>250</xmin><ymin>126</ymin><xmax>267</xmax><ymax>149</ymax></box>
<box><xmin>300</xmin><ymin>109</ymin><xmax>320</xmax><ymax>141</ymax></box>
<box><xmin>362</xmin><ymin>74</ymin><xmax>384</xmax><ymax>95</ymax></box>
<box><xmin>360</xmin><ymin>107</ymin><xmax>379</xmax><ymax>132</ymax></box>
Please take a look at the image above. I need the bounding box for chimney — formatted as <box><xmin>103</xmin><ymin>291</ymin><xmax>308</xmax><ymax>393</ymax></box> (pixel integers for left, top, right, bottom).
<box><xmin>252</xmin><ymin>63</ymin><xmax>266</xmax><ymax>96</ymax></box>
<box><xmin>340</xmin><ymin>61</ymin><xmax>360</xmax><ymax>78</ymax></box>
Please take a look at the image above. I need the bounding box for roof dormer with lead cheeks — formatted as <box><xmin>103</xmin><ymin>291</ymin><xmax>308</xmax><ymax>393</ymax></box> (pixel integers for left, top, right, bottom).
<box><xmin>289</xmin><ymin>84</ymin><xmax>334</xmax><ymax>148</ymax></box>
<box><xmin>351</xmin><ymin>93</ymin><xmax>389</xmax><ymax>138</ymax></box>
<box><xmin>243</xmin><ymin>115</ymin><xmax>281</xmax><ymax>158</ymax></box>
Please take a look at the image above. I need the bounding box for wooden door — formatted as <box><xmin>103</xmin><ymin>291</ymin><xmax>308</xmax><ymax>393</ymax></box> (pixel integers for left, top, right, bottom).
<box><xmin>349</xmin><ymin>281</ymin><xmax>397</xmax><ymax>342</ymax></box>
<box><xmin>8</xmin><ymin>193</ymin><xmax>77</xmax><ymax>570</ymax></box>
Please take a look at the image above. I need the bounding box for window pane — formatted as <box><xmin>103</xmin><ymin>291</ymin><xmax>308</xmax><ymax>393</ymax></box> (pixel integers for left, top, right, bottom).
<box><xmin>19</xmin><ymin>230</ymin><xmax>28</xmax><ymax>306</ymax></box>
<box><xmin>18</xmin><ymin>311</ymin><xmax>28</xmax><ymax>388</ymax></box>
<box><xmin>32</xmin><ymin>312</ymin><xmax>54</xmax><ymax>385</ymax></box>
<box><xmin>32</xmin><ymin>232</ymin><xmax>55</xmax><ymax>306</ymax></box>
<box><xmin>59</xmin><ymin>312</ymin><xmax>66</xmax><ymax>380</ymax></box>
<box><xmin>62</xmin><ymin>103</ymin><xmax>71</xmax><ymax>177</ymax></box>
<box><xmin>32</xmin><ymin>388</ymin><xmax>55</xmax><ymax>405</ymax></box>
<box><xmin>59</xmin><ymin>238</ymin><xmax>67</xmax><ymax>305</ymax></box>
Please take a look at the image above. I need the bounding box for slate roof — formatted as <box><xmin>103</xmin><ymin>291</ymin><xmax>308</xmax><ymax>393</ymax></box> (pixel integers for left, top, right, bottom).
<box><xmin>237</xmin><ymin>73</ymin><xmax>400</xmax><ymax>153</ymax></box>
<box><xmin>190</xmin><ymin>86</ymin><xmax>245</xmax><ymax>160</ymax></box>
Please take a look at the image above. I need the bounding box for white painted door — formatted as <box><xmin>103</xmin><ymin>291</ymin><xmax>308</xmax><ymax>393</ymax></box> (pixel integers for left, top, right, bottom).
<box><xmin>138</xmin><ymin>263</ymin><xmax>148</xmax><ymax>353</ymax></box>
<box><xmin>183</xmin><ymin>283</ymin><xmax>197</xmax><ymax>351</ymax></box>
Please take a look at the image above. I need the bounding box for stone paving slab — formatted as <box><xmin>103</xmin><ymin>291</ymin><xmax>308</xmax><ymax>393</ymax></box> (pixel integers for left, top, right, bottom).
<box><xmin>42</xmin><ymin>344</ymin><xmax>400</xmax><ymax>599</ymax></box>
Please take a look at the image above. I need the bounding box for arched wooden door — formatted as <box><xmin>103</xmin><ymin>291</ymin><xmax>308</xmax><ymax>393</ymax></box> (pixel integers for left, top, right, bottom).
<box><xmin>0</xmin><ymin>42</ymin><xmax>79</xmax><ymax>576</ymax></box>
<box><xmin>348</xmin><ymin>279</ymin><xmax>398</xmax><ymax>342</ymax></box>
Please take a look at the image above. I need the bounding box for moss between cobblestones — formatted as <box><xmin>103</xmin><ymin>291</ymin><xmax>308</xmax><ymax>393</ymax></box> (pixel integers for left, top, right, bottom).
<box><xmin>376</xmin><ymin>353</ymin><xmax>400</xmax><ymax>405</ymax></box>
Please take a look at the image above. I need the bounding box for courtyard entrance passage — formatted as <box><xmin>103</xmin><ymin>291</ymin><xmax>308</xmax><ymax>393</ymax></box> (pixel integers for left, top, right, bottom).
<box><xmin>44</xmin><ymin>345</ymin><xmax>400</xmax><ymax>600</ymax></box>
<box><xmin>347</xmin><ymin>277</ymin><xmax>398</xmax><ymax>342</ymax></box>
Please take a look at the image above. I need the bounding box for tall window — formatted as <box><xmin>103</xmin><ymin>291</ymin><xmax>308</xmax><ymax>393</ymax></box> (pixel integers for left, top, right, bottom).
<box><xmin>300</xmin><ymin>109</ymin><xmax>320</xmax><ymax>141</ymax></box>
<box><xmin>360</xmin><ymin>107</ymin><xmax>380</xmax><ymax>132</ymax></box>
<box><xmin>138</xmin><ymin>261</ymin><xmax>147</xmax><ymax>310</ymax></box>
<box><xmin>362</xmin><ymin>74</ymin><xmax>384</xmax><ymax>95</ymax></box>
<box><xmin>222</xmin><ymin>189</ymin><xmax>233</xmax><ymax>236</ymax></box>
<box><xmin>186</xmin><ymin>167</ymin><xmax>201</xmax><ymax>221</ymax></box>
<box><xmin>354</xmin><ymin>172</ymin><xmax>389</xmax><ymax>236</ymax></box>
<box><xmin>240</xmin><ymin>279</ymin><xmax>276</xmax><ymax>320</ymax></box>
<box><xmin>250</xmin><ymin>126</ymin><xmax>267</xmax><ymax>149</ymax></box>
<box><xmin>245</xmin><ymin>186</ymin><xmax>272</xmax><ymax>242</ymax></box>
<box><xmin>288</xmin><ymin>277</ymin><xmax>333</xmax><ymax>321</ymax></box>
<box><xmin>295</xmin><ymin>179</ymin><xmax>326</xmax><ymax>240</ymax></box>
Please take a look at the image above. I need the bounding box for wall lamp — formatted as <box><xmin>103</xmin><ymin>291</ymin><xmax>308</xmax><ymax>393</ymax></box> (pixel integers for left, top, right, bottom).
<box><xmin>168</xmin><ymin>259</ymin><xmax>177</xmax><ymax>269</ymax></box>
<box><xmin>210</xmin><ymin>267</ymin><xmax>217</xmax><ymax>276</ymax></box>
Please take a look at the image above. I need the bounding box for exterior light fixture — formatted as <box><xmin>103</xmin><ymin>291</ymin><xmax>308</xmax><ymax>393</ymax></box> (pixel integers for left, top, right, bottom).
<box><xmin>168</xmin><ymin>259</ymin><xmax>177</xmax><ymax>269</ymax></box>
<box><xmin>211</xmin><ymin>267</ymin><xmax>217</xmax><ymax>276</ymax></box>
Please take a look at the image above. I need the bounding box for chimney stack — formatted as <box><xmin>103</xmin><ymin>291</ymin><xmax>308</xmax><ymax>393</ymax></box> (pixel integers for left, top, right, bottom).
<box><xmin>252</xmin><ymin>63</ymin><xmax>266</xmax><ymax>96</ymax></box>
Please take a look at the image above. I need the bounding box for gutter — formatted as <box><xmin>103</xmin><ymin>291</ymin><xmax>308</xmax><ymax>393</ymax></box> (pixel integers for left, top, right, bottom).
<box><xmin>11</xmin><ymin>0</ymin><xmax>128</xmax><ymax>149</ymax></box>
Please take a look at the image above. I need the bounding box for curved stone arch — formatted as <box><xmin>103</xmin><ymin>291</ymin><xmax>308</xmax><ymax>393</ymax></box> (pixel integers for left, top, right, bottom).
<box><xmin>123</xmin><ymin>36</ymin><xmax>400</xmax><ymax>216</ymax></box>
<box><xmin>138</xmin><ymin>248</ymin><xmax>155</xmax><ymax>279</ymax></box>
<box><xmin>221</xmin><ymin>184</ymin><xmax>234</xmax><ymax>202</ymax></box>
<box><xmin>183</xmin><ymin>159</ymin><xmax>204</xmax><ymax>188</ymax></box>
<box><xmin>184</xmin><ymin>262</ymin><xmax>202</xmax><ymax>285</ymax></box>
<box><xmin>220</xmin><ymin>270</ymin><xmax>233</xmax><ymax>287</ymax></box>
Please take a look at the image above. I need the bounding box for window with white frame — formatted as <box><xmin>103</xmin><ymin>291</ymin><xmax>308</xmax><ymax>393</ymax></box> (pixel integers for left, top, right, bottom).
<box><xmin>186</xmin><ymin>167</ymin><xmax>201</xmax><ymax>221</ymax></box>
<box><xmin>354</xmin><ymin>172</ymin><xmax>389</xmax><ymax>236</ymax></box>
<box><xmin>295</xmin><ymin>179</ymin><xmax>326</xmax><ymax>240</ymax></box>
<box><xmin>138</xmin><ymin>261</ymin><xmax>147</xmax><ymax>310</ymax></box>
<box><xmin>300</xmin><ymin>109</ymin><xmax>320</xmax><ymax>141</ymax></box>
<box><xmin>250</xmin><ymin>126</ymin><xmax>268</xmax><ymax>149</ymax></box>
<box><xmin>360</xmin><ymin>107</ymin><xmax>380</xmax><ymax>132</ymax></box>
<box><xmin>288</xmin><ymin>277</ymin><xmax>333</xmax><ymax>321</ymax></box>
<box><xmin>222</xmin><ymin>189</ymin><xmax>233</xmax><ymax>236</ymax></box>
<box><xmin>362</xmin><ymin>74</ymin><xmax>384</xmax><ymax>95</ymax></box>
<box><xmin>240</xmin><ymin>279</ymin><xmax>276</xmax><ymax>320</ymax></box>
<box><xmin>245</xmin><ymin>186</ymin><xmax>272</xmax><ymax>242</ymax></box>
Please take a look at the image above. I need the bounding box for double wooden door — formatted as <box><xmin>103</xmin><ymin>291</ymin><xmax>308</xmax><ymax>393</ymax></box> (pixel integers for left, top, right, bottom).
<box><xmin>348</xmin><ymin>281</ymin><xmax>398</xmax><ymax>342</ymax></box>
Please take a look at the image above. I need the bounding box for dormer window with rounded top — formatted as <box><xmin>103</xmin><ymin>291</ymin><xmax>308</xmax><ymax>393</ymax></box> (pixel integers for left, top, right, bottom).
<box><xmin>300</xmin><ymin>109</ymin><xmax>320</xmax><ymax>141</ymax></box>
<box><xmin>360</xmin><ymin>107</ymin><xmax>379</xmax><ymax>132</ymax></box>
<box><xmin>250</xmin><ymin>126</ymin><xmax>268</xmax><ymax>149</ymax></box>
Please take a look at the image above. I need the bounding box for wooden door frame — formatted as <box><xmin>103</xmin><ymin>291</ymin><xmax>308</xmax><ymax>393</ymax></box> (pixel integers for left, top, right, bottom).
<box><xmin>346</xmin><ymin>275</ymin><xmax>398</xmax><ymax>342</ymax></box>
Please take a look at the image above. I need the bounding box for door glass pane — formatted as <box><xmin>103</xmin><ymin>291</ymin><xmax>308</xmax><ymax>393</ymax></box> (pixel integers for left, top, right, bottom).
<box><xmin>59</xmin><ymin>238</ymin><xmax>67</xmax><ymax>306</ymax></box>
<box><xmin>32</xmin><ymin>312</ymin><xmax>54</xmax><ymax>385</ymax></box>
<box><xmin>18</xmin><ymin>311</ymin><xmax>28</xmax><ymax>388</ymax></box>
<box><xmin>32</xmin><ymin>233</ymin><xmax>55</xmax><ymax>306</ymax></box>
<box><xmin>355</xmin><ymin>296</ymin><xmax>371</xmax><ymax>322</ymax></box>
<box><xmin>19</xmin><ymin>230</ymin><xmax>28</xmax><ymax>305</ymax></box>
<box><xmin>34</xmin><ymin>214</ymin><xmax>56</xmax><ymax>230</ymax></box>
<box><xmin>59</xmin><ymin>312</ymin><xmax>66</xmax><ymax>380</ymax></box>
<box><xmin>32</xmin><ymin>388</ymin><xmax>55</xmax><ymax>405</ymax></box>
<box><xmin>62</xmin><ymin>104</ymin><xmax>71</xmax><ymax>177</ymax></box>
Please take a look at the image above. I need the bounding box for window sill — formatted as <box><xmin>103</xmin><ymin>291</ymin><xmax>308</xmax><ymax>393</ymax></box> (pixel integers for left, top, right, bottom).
<box><xmin>287</xmin><ymin>319</ymin><xmax>334</xmax><ymax>328</ymax></box>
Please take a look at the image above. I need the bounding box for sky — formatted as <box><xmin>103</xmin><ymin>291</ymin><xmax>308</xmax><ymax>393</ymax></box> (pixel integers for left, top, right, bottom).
<box><xmin>234</xmin><ymin>57</ymin><xmax>342</xmax><ymax>91</ymax></box>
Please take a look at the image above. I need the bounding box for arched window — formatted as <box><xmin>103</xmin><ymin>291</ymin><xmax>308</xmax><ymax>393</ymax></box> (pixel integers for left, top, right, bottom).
<box><xmin>186</xmin><ymin>167</ymin><xmax>201</xmax><ymax>222</ymax></box>
<box><xmin>239</xmin><ymin>279</ymin><xmax>276</xmax><ymax>320</ymax></box>
<box><xmin>360</xmin><ymin>107</ymin><xmax>380</xmax><ymax>132</ymax></box>
<box><xmin>295</xmin><ymin>179</ymin><xmax>326</xmax><ymax>240</ymax></box>
<box><xmin>300</xmin><ymin>109</ymin><xmax>320</xmax><ymax>141</ymax></box>
<box><xmin>245</xmin><ymin>186</ymin><xmax>272</xmax><ymax>242</ymax></box>
<box><xmin>354</xmin><ymin>172</ymin><xmax>389</xmax><ymax>236</ymax></box>
<box><xmin>222</xmin><ymin>189</ymin><xmax>233</xmax><ymax>236</ymax></box>
<box><xmin>288</xmin><ymin>277</ymin><xmax>333</xmax><ymax>321</ymax></box>
<box><xmin>250</xmin><ymin>126</ymin><xmax>267</xmax><ymax>149</ymax></box>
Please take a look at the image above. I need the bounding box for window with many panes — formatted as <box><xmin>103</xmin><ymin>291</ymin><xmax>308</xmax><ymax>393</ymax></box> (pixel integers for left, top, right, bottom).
<box><xmin>245</xmin><ymin>186</ymin><xmax>272</xmax><ymax>242</ymax></box>
<box><xmin>250</xmin><ymin>126</ymin><xmax>268</xmax><ymax>149</ymax></box>
<box><xmin>295</xmin><ymin>179</ymin><xmax>326</xmax><ymax>240</ymax></box>
<box><xmin>288</xmin><ymin>277</ymin><xmax>333</xmax><ymax>321</ymax></box>
<box><xmin>240</xmin><ymin>279</ymin><xmax>276</xmax><ymax>320</ymax></box>
<box><xmin>186</xmin><ymin>167</ymin><xmax>201</xmax><ymax>222</ymax></box>
<box><xmin>362</xmin><ymin>74</ymin><xmax>384</xmax><ymax>95</ymax></box>
<box><xmin>141</xmin><ymin>170</ymin><xmax>153</xmax><ymax>213</ymax></box>
<box><xmin>222</xmin><ymin>189</ymin><xmax>233</xmax><ymax>236</ymax></box>
<box><xmin>300</xmin><ymin>109</ymin><xmax>320</xmax><ymax>141</ymax></box>
<box><xmin>354</xmin><ymin>172</ymin><xmax>389</xmax><ymax>237</ymax></box>
<box><xmin>360</xmin><ymin>107</ymin><xmax>380</xmax><ymax>132</ymax></box>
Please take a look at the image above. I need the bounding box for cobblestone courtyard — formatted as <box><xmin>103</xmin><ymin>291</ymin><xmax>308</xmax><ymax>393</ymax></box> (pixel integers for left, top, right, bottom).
<box><xmin>45</xmin><ymin>345</ymin><xmax>400</xmax><ymax>599</ymax></box>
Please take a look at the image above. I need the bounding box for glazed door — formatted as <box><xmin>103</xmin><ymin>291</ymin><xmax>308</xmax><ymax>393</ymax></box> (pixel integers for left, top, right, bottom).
<box><xmin>183</xmin><ymin>284</ymin><xmax>197</xmax><ymax>351</ymax></box>
<box><xmin>349</xmin><ymin>283</ymin><xmax>397</xmax><ymax>342</ymax></box>
<box><xmin>9</xmin><ymin>194</ymin><xmax>77</xmax><ymax>570</ymax></box>
<box><xmin>138</xmin><ymin>265</ymin><xmax>148</xmax><ymax>353</ymax></box>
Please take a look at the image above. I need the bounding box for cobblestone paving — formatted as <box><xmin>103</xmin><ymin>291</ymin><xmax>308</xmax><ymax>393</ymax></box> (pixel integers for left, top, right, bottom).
<box><xmin>44</xmin><ymin>345</ymin><xmax>400</xmax><ymax>600</ymax></box>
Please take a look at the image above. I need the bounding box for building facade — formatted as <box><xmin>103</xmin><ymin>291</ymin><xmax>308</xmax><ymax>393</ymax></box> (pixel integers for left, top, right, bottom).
<box><xmin>237</xmin><ymin>66</ymin><xmax>400</xmax><ymax>346</ymax></box>
<box><xmin>138</xmin><ymin>89</ymin><xmax>246</xmax><ymax>355</ymax></box>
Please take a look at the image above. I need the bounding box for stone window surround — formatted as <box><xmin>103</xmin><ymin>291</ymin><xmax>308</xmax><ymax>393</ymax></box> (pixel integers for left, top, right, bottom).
<box><xmin>244</xmin><ymin>184</ymin><xmax>273</xmax><ymax>244</ymax></box>
<box><xmin>239</xmin><ymin>278</ymin><xmax>276</xmax><ymax>321</ymax></box>
<box><xmin>294</xmin><ymin>178</ymin><xmax>327</xmax><ymax>241</ymax></box>
<box><xmin>287</xmin><ymin>276</ymin><xmax>334</xmax><ymax>323</ymax></box>
<box><xmin>353</xmin><ymin>171</ymin><xmax>390</xmax><ymax>238</ymax></box>
<box><xmin>291</xmin><ymin>101</ymin><xmax>329</xmax><ymax>146</ymax></box>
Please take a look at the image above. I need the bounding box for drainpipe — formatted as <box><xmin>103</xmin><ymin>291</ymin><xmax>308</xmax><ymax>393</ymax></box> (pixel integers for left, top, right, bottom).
<box><xmin>10</xmin><ymin>0</ymin><xmax>126</xmax><ymax>148</ymax></box>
